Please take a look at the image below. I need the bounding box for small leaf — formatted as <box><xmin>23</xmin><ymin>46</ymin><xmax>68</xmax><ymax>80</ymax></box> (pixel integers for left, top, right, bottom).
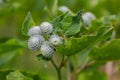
<box><xmin>51</xmin><ymin>10</ymin><xmax>83</xmax><ymax>36</ymax></box>
<box><xmin>65</xmin><ymin>10</ymin><xmax>83</xmax><ymax>37</ymax></box>
<box><xmin>60</xmin><ymin>12</ymin><xmax>73</xmax><ymax>32</ymax></box>
<box><xmin>65</xmin><ymin>23</ymin><xmax>81</xmax><ymax>37</ymax></box>
<box><xmin>89</xmin><ymin>39</ymin><xmax>120</xmax><ymax>60</ymax></box>
<box><xmin>51</xmin><ymin>13</ymin><xmax>65</xmax><ymax>33</ymax></box>
<box><xmin>52</xmin><ymin>0</ymin><xmax>58</xmax><ymax>16</ymax></box>
<box><xmin>6</xmin><ymin>71</ymin><xmax>33</xmax><ymax>80</ymax></box>
<box><xmin>22</xmin><ymin>12</ymin><xmax>35</xmax><ymax>36</ymax></box>
<box><xmin>37</xmin><ymin>54</ymin><xmax>50</xmax><ymax>61</ymax></box>
<box><xmin>51</xmin><ymin>12</ymin><xmax>73</xmax><ymax>35</ymax></box>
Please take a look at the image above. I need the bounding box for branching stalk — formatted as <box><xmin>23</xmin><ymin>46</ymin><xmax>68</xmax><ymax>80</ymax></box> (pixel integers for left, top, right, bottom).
<box><xmin>51</xmin><ymin>59</ymin><xmax>62</xmax><ymax>80</ymax></box>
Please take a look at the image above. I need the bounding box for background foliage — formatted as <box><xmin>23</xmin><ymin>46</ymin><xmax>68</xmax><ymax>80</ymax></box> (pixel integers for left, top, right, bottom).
<box><xmin>0</xmin><ymin>0</ymin><xmax>120</xmax><ymax>80</ymax></box>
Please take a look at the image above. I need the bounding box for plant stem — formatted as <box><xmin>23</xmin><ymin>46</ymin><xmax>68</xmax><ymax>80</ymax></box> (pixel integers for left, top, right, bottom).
<box><xmin>50</xmin><ymin>59</ymin><xmax>62</xmax><ymax>80</ymax></box>
<box><xmin>59</xmin><ymin>55</ymin><xmax>65</xmax><ymax>68</ymax></box>
<box><xmin>57</xmin><ymin>68</ymin><xmax>61</xmax><ymax>80</ymax></box>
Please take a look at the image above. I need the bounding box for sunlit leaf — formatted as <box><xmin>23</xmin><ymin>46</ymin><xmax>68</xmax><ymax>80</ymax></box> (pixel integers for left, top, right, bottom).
<box><xmin>51</xmin><ymin>13</ymin><xmax>65</xmax><ymax>34</ymax></box>
<box><xmin>51</xmin><ymin>10</ymin><xmax>83</xmax><ymax>36</ymax></box>
<box><xmin>22</xmin><ymin>12</ymin><xmax>35</xmax><ymax>36</ymax></box>
<box><xmin>65</xmin><ymin>10</ymin><xmax>83</xmax><ymax>36</ymax></box>
<box><xmin>52</xmin><ymin>0</ymin><xmax>58</xmax><ymax>16</ymax></box>
<box><xmin>89</xmin><ymin>39</ymin><xmax>120</xmax><ymax>60</ymax></box>
<box><xmin>57</xmin><ymin>25</ymin><xmax>113</xmax><ymax>55</ymax></box>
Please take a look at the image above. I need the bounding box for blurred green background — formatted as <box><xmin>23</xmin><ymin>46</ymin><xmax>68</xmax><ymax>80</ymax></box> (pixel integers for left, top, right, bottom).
<box><xmin>0</xmin><ymin>0</ymin><xmax>120</xmax><ymax>38</ymax></box>
<box><xmin>0</xmin><ymin>0</ymin><xmax>120</xmax><ymax>80</ymax></box>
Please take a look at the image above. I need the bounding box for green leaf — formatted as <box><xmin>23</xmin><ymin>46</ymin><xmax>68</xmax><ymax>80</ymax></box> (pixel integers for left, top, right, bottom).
<box><xmin>51</xmin><ymin>12</ymin><xmax>73</xmax><ymax>35</ymax></box>
<box><xmin>52</xmin><ymin>0</ymin><xmax>58</xmax><ymax>16</ymax></box>
<box><xmin>51</xmin><ymin>13</ymin><xmax>65</xmax><ymax>34</ymax></box>
<box><xmin>78</xmin><ymin>47</ymin><xmax>92</xmax><ymax>69</ymax></box>
<box><xmin>87</xmin><ymin>20</ymin><xmax>102</xmax><ymax>34</ymax></box>
<box><xmin>89</xmin><ymin>39</ymin><xmax>120</xmax><ymax>60</ymax></box>
<box><xmin>37</xmin><ymin>54</ymin><xmax>50</xmax><ymax>61</ymax></box>
<box><xmin>57</xmin><ymin>25</ymin><xmax>113</xmax><ymax>55</ymax></box>
<box><xmin>6</xmin><ymin>71</ymin><xmax>33</xmax><ymax>80</ymax></box>
<box><xmin>65</xmin><ymin>23</ymin><xmax>81</xmax><ymax>37</ymax></box>
<box><xmin>0</xmin><ymin>70</ymin><xmax>41</xmax><ymax>80</ymax></box>
<box><xmin>65</xmin><ymin>10</ymin><xmax>83</xmax><ymax>36</ymax></box>
<box><xmin>60</xmin><ymin>12</ymin><xmax>73</xmax><ymax>32</ymax></box>
<box><xmin>51</xmin><ymin>10</ymin><xmax>83</xmax><ymax>36</ymax></box>
<box><xmin>57</xmin><ymin>36</ymin><xmax>95</xmax><ymax>55</ymax></box>
<box><xmin>22</xmin><ymin>12</ymin><xmax>35</xmax><ymax>36</ymax></box>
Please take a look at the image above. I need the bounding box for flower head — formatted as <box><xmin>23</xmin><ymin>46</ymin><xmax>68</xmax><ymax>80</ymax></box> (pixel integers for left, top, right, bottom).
<box><xmin>28</xmin><ymin>35</ymin><xmax>45</xmax><ymax>51</ymax></box>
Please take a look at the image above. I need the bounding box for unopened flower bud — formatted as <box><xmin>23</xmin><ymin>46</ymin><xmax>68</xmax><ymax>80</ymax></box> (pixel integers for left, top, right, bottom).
<box><xmin>28</xmin><ymin>35</ymin><xmax>45</xmax><ymax>51</ymax></box>
<box><xmin>49</xmin><ymin>34</ymin><xmax>62</xmax><ymax>46</ymax></box>
<box><xmin>28</xmin><ymin>26</ymin><xmax>41</xmax><ymax>37</ymax></box>
<box><xmin>40</xmin><ymin>41</ymin><xmax>55</xmax><ymax>58</ymax></box>
<box><xmin>82</xmin><ymin>12</ymin><xmax>96</xmax><ymax>26</ymax></box>
<box><xmin>40</xmin><ymin>22</ymin><xmax>53</xmax><ymax>34</ymax></box>
<box><xmin>59</xmin><ymin>6</ymin><xmax>69</xmax><ymax>13</ymax></box>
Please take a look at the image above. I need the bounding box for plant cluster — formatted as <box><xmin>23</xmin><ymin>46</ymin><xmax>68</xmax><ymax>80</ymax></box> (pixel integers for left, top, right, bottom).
<box><xmin>1</xmin><ymin>0</ymin><xmax>120</xmax><ymax>80</ymax></box>
<box><xmin>21</xmin><ymin>9</ymin><xmax>114</xmax><ymax>80</ymax></box>
<box><xmin>28</xmin><ymin>22</ymin><xmax>63</xmax><ymax>60</ymax></box>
